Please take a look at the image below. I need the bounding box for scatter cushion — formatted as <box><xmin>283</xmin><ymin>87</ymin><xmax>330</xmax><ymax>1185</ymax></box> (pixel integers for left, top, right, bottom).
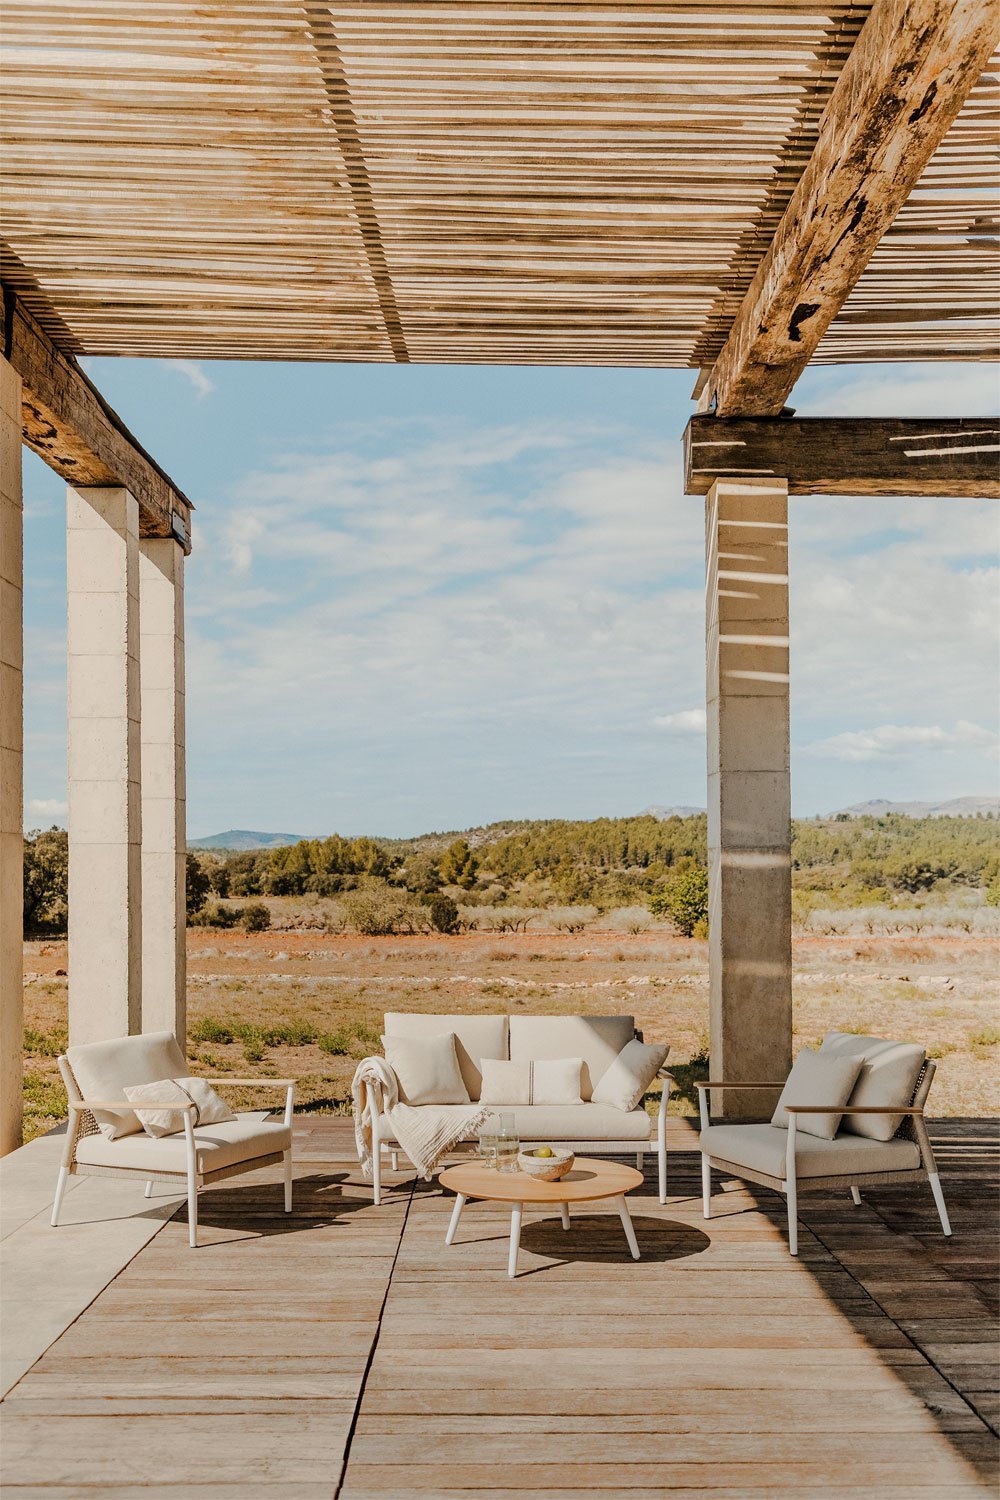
<box><xmin>479</xmin><ymin>1058</ymin><xmax>584</xmax><ymax>1106</ymax></box>
<box><xmin>382</xmin><ymin>1032</ymin><xmax>470</xmax><ymax>1106</ymax></box>
<box><xmin>383</xmin><ymin>1013</ymin><xmax>507</xmax><ymax>1100</ymax></box>
<box><xmin>124</xmin><ymin>1078</ymin><xmax>197</xmax><ymax>1138</ymax></box>
<box><xmin>177</xmin><ymin>1076</ymin><xmax>236</xmax><ymax>1127</ymax></box>
<box><xmin>820</xmin><ymin>1032</ymin><xmax>926</xmax><ymax>1142</ymax></box>
<box><xmin>592</xmin><ymin>1040</ymin><xmax>670</xmax><ymax>1112</ymax></box>
<box><xmin>67</xmin><ymin>1031</ymin><xmax>188</xmax><ymax>1139</ymax></box>
<box><xmin>771</xmin><ymin>1049</ymin><xmax>863</xmax><ymax>1139</ymax></box>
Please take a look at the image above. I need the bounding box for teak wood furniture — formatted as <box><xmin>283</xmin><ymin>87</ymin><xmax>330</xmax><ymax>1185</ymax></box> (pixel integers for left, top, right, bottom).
<box><xmin>439</xmin><ymin>1157</ymin><xmax>644</xmax><ymax>1278</ymax></box>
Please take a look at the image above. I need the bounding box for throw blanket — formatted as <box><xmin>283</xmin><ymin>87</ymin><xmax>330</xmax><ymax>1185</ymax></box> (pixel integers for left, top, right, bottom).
<box><xmin>352</xmin><ymin>1056</ymin><xmax>489</xmax><ymax>1182</ymax></box>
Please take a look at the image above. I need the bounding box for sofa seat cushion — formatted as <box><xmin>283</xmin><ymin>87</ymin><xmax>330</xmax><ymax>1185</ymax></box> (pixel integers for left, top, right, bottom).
<box><xmin>383</xmin><ymin>1013</ymin><xmax>507</xmax><ymax>1101</ymax></box>
<box><xmin>508</xmin><ymin>1016</ymin><xmax>635</xmax><ymax>1100</ymax></box>
<box><xmin>700</xmin><ymin>1123</ymin><xmax>920</xmax><ymax>1181</ymax></box>
<box><xmin>378</xmin><ymin>1102</ymin><xmax>652</xmax><ymax>1144</ymax></box>
<box><xmin>75</xmin><ymin>1115</ymin><xmax>291</xmax><ymax>1176</ymax></box>
<box><xmin>67</xmin><ymin>1031</ymin><xmax>188</xmax><ymax>1140</ymax></box>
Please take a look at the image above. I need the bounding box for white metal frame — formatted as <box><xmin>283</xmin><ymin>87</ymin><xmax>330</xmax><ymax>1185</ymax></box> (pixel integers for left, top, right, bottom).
<box><xmin>696</xmin><ymin>1061</ymin><xmax>951</xmax><ymax>1257</ymax></box>
<box><xmin>366</xmin><ymin>1067</ymin><xmax>672</xmax><ymax>1207</ymax></box>
<box><xmin>444</xmin><ymin>1188</ymin><xmax>641</xmax><ymax>1278</ymax></box>
<box><xmin>51</xmin><ymin>1056</ymin><xmax>295</xmax><ymax>1248</ymax></box>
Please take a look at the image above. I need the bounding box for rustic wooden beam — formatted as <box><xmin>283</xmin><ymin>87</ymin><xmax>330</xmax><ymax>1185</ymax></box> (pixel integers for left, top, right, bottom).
<box><xmin>703</xmin><ymin>0</ymin><xmax>1000</xmax><ymax>417</ymax></box>
<box><xmin>684</xmin><ymin>416</ymin><xmax>1000</xmax><ymax>497</ymax></box>
<box><xmin>3</xmin><ymin>287</ymin><xmax>192</xmax><ymax>547</ymax></box>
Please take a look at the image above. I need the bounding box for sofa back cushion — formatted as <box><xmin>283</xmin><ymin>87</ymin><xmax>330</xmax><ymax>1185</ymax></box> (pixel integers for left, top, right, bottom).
<box><xmin>383</xmin><ymin>1013</ymin><xmax>508</xmax><ymax>1101</ymax></box>
<box><xmin>820</xmin><ymin>1031</ymin><xmax>926</xmax><ymax>1142</ymax></box>
<box><xmin>509</xmin><ymin>1015</ymin><xmax>634</xmax><ymax>1101</ymax></box>
<box><xmin>66</xmin><ymin>1031</ymin><xmax>188</xmax><ymax>1139</ymax></box>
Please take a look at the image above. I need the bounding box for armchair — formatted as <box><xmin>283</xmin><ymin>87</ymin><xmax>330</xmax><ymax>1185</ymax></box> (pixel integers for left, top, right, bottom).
<box><xmin>51</xmin><ymin>1032</ymin><xmax>295</xmax><ymax>1247</ymax></box>
<box><xmin>696</xmin><ymin>1034</ymin><xmax>951</xmax><ymax>1256</ymax></box>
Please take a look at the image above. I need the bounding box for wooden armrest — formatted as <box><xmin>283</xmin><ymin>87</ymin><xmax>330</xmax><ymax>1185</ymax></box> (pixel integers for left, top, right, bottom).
<box><xmin>786</xmin><ymin>1104</ymin><xmax>923</xmax><ymax>1115</ymax></box>
<box><xmin>73</xmin><ymin>1098</ymin><xmax>196</xmax><ymax>1112</ymax></box>
<box><xmin>695</xmin><ymin>1081</ymin><xmax>785</xmax><ymax>1090</ymax></box>
<box><xmin>202</xmin><ymin>1078</ymin><xmax>295</xmax><ymax>1089</ymax></box>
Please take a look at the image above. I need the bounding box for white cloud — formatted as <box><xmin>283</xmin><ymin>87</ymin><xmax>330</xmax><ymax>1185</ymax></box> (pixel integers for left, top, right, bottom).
<box><xmin>26</xmin><ymin>797</ymin><xmax>67</xmax><ymax>819</ymax></box>
<box><xmin>168</xmin><ymin>360</ymin><xmax>215</xmax><ymax>398</ymax></box>
<box><xmin>804</xmin><ymin>720</ymin><xmax>999</xmax><ymax>763</ymax></box>
<box><xmin>654</xmin><ymin>708</ymin><xmax>707</xmax><ymax>733</ymax></box>
<box><xmin>798</xmin><ymin>362</ymin><xmax>1000</xmax><ymax>418</ymax></box>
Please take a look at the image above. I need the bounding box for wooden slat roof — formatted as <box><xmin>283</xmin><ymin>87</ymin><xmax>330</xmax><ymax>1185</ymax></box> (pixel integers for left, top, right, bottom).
<box><xmin>1</xmin><ymin>1</ymin><xmax>997</xmax><ymax>367</ymax></box>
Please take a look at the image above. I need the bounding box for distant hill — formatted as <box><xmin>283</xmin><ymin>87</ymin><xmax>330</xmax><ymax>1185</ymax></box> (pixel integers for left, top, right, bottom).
<box><xmin>188</xmin><ymin>830</ymin><xmax>308</xmax><ymax>850</ymax></box>
<box><xmin>831</xmin><ymin>796</ymin><xmax>998</xmax><ymax>819</ymax></box>
<box><xmin>641</xmin><ymin>804</ymin><xmax>705</xmax><ymax>820</ymax></box>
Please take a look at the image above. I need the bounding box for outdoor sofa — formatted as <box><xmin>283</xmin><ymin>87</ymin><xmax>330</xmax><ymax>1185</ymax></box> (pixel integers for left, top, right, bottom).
<box><xmin>697</xmin><ymin>1030</ymin><xmax>952</xmax><ymax>1255</ymax></box>
<box><xmin>362</xmin><ymin>1012</ymin><xmax>672</xmax><ymax>1204</ymax></box>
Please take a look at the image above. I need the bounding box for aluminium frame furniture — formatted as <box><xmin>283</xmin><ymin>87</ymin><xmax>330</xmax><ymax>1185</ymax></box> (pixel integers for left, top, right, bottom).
<box><xmin>438</xmin><ymin>1156</ymin><xmax>643</xmax><ymax>1277</ymax></box>
<box><xmin>53</xmin><ymin>1051</ymin><xmax>295</xmax><ymax>1248</ymax></box>
<box><xmin>696</xmin><ymin>1056</ymin><xmax>951</xmax><ymax>1256</ymax></box>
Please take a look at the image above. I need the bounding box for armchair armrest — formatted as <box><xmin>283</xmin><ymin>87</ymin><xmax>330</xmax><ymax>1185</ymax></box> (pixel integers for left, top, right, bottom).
<box><xmin>72</xmin><ymin>1097</ymin><xmax>196</xmax><ymax>1113</ymax></box>
<box><xmin>785</xmin><ymin>1104</ymin><xmax>924</xmax><ymax>1115</ymax></box>
<box><xmin>203</xmin><ymin>1077</ymin><xmax>295</xmax><ymax>1126</ymax></box>
<box><xmin>695</xmin><ymin>1081</ymin><xmax>786</xmax><ymax>1090</ymax></box>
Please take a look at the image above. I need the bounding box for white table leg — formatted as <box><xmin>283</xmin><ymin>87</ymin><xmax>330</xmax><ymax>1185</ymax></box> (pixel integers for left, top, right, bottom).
<box><xmin>616</xmin><ymin>1195</ymin><xmax>640</xmax><ymax>1260</ymax></box>
<box><xmin>445</xmin><ymin>1192</ymin><xmax>466</xmax><ymax>1246</ymax></box>
<box><xmin>560</xmin><ymin>1201</ymin><xmax>570</xmax><ymax>1231</ymax></box>
<box><xmin>508</xmin><ymin>1203</ymin><xmax>523</xmax><ymax>1278</ymax></box>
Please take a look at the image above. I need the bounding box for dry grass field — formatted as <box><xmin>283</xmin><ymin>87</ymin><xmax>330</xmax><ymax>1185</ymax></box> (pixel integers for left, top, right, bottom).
<box><xmin>22</xmin><ymin>926</ymin><xmax>999</xmax><ymax>1141</ymax></box>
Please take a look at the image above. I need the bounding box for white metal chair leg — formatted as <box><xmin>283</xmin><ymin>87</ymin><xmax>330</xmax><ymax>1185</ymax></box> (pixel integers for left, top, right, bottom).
<box><xmin>508</xmin><ymin>1203</ymin><xmax>523</xmax><ymax>1278</ymax></box>
<box><xmin>283</xmin><ymin>1150</ymin><xmax>293</xmax><ymax>1213</ymax></box>
<box><xmin>635</xmin><ymin>1150</ymin><xmax>643</xmax><ymax>1172</ymax></box>
<box><xmin>850</xmin><ymin>1185</ymin><xmax>861</xmax><ymax>1205</ymax></box>
<box><xmin>560</xmin><ymin>1201</ymin><xmax>570</xmax><ymax>1231</ymax></box>
<box><xmin>187</xmin><ymin>1172</ymin><xmax>198</xmax><ymax>1248</ymax></box>
<box><xmin>50</xmin><ymin>1166</ymin><xmax>69</xmax><ymax>1227</ymax></box>
<box><xmin>144</xmin><ymin>1180</ymin><xmax>154</xmax><ymax>1199</ymax></box>
<box><xmin>445</xmin><ymin>1192</ymin><xmax>466</xmax><ymax>1246</ymax></box>
<box><xmin>701</xmin><ymin>1155</ymin><xmax>712</xmax><ymax>1219</ymax></box>
<box><xmin>391</xmin><ymin>1151</ymin><xmax>399</xmax><ymax>1171</ymax></box>
<box><xmin>657</xmin><ymin>1110</ymin><xmax>668</xmax><ymax>1205</ymax></box>
<box><xmin>928</xmin><ymin>1171</ymin><xmax>952</xmax><ymax>1236</ymax></box>
<box><xmin>785</xmin><ymin>1120</ymin><xmax>798</xmax><ymax>1256</ymax></box>
<box><xmin>616</xmin><ymin>1195</ymin><xmax>640</xmax><ymax>1260</ymax></box>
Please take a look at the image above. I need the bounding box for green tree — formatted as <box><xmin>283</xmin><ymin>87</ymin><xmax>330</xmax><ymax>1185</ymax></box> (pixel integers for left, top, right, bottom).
<box><xmin>23</xmin><ymin>827</ymin><xmax>69</xmax><ymax>932</ymax></box>
<box><xmin>185</xmin><ymin>853</ymin><xmax>211</xmax><ymax>918</ymax></box>
<box><xmin>428</xmin><ymin>893</ymin><xmax>460</xmax><ymax>933</ymax></box>
<box><xmin>439</xmin><ymin>838</ymin><xmax>479</xmax><ymax>889</ymax></box>
<box><xmin>649</xmin><ymin>866</ymin><xmax>709</xmax><ymax>937</ymax></box>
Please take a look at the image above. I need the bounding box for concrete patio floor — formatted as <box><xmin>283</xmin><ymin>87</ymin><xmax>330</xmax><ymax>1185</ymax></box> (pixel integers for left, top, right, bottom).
<box><xmin>1</xmin><ymin>1116</ymin><xmax>997</xmax><ymax>1497</ymax></box>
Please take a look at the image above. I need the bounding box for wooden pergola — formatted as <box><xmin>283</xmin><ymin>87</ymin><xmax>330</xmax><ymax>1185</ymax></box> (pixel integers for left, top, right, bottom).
<box><xmin>1</xmin><ymin>0</ymin><xmax>998</xmax><ymax>1150</ymax></box>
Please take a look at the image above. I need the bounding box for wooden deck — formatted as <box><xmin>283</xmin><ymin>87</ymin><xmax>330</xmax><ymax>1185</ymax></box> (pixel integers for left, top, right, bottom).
<box><xmin>2</xmin><ymin>1117</ymin><xmax>997</xmax><ymax>1498</ymax></box>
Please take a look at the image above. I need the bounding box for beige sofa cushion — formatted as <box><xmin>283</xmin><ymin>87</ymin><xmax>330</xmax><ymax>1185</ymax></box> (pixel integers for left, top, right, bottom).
<box><xmin>592</xmin><ymin>1040</ymin><xmax>669</xmax><ymax>1112</ymax></box>
<box><xmin>379</xmin><ymin>1102</ymin><xmax>652</xmax><ymax>1144</ymax></box>
<box><xmin>384</xmin><ymin>1013</ymin><xmax>507</xmax><ymax>1100</ymax></box>
<box><xmin>509</xmin><ymin>1016</ymin><xmax>634</xmax><ymax>1100</ymax></box>
<box><xmin>701</xmin><ymin>1122</ymin><xmax>920</xmax><ymax>1180</ymax></box>
<box><xmin>66</xmin><ymin>1032</ymin><xmax>188</xmax><ymax>1139</ymax></box>
<box><xmin>382</xmin><ymin>1032</ymin><xmax>470</xmax><ymax>1105</ymax></box>
<box><xmin>820</xmin><ymin>1032</ymin><xmax>926</xmax><ymax>1142</ymax></box>
<box><xmin>75</xmin><ymin>1116</ymin><xmax>291</xmax><ymax>1175</ymax></box>
<box><xmin>771</xmin><ymin>1049</ymin><xmax>862</xmax><ymax>1139</ymax></box>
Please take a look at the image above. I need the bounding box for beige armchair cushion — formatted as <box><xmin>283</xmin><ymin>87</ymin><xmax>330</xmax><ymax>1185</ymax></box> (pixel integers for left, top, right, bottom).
<box><xmin>509</xmin><ymin>1015</ymin><xmax>634</xmax><ymax>1100</ymax></box>
<box><xmin>66</xmin><ymin>1032</ymin><xmax>188</xmax><ymax>1139</ymax></box>
<box><xmin>592</xmin><ymin>1040</ymin><xmax>669</xmax><ymax>1112</ymax></box>
<box><xmin>701</xmin><ymin>1123</ymin><xmax>920</xmax><ymax>1180</ymax></box>
<box><xmin>384</xmin><ymin>1013</ymin><xmax>507</xmax><ymax>1100</ymax></box>
<box><xmin>382</xmin><ymin>1032</ymin><xmax>470</xmax><ymax>1105</ymax></box>
<box><xmin>771</xmin><ymin>1049</ymin><xmax>862</xmax><ymax>1139</ymax></box>
<box><xmin>820</xmin><ymin>1032</ymin><xmax>926</xmax><ymax>1141</ymax></box>
<box><xmin>75</xmin><ymin>1116</ymin><xmax>291</xmax><ymax>1175</ymax></box>
<box><xmin>379</xmin><ymin>1102</ymin><xmax>653</xmax><ymax>1144</ymax></box>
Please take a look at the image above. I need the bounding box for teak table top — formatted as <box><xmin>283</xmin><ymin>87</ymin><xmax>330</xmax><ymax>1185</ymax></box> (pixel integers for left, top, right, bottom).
<box><xmin>439</xmin><ymin>1156</ymin><xmax>643</xmax><ymax>1205</ymax></box>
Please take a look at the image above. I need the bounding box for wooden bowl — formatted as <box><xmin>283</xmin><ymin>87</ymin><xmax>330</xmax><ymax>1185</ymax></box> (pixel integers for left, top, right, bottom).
<box><xmin>517</xmin><ymin>1147</ymin><xmax>575</xmax><ymax>1181</ymax></box>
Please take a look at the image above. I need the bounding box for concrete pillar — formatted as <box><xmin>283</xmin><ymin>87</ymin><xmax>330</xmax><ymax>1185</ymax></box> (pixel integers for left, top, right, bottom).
<box><xmin>0</xmin><ymin>357</ymin><xmax>23</xmax><ymax>1155</ymax></box>
<box><xmin>67</xmin><ymin>487</ymin><xmax>142</xmax><ymax>1044</ymax></box>
<box><xmin>705</xmin><ymin>478</ymin><xmax>792</xmax><ymax>1118</ymax></box>
<box><xmin>139</xmin><ymin>538</ymin><xmax>185</xmax><ymax>1042</ymax></box>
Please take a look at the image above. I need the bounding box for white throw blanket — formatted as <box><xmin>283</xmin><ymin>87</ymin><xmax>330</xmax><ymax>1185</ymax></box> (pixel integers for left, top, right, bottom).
<box><xmin>352</xmin><ymin>1056</ymin><xmax>489</xmax><ymax>1182</ymax></box>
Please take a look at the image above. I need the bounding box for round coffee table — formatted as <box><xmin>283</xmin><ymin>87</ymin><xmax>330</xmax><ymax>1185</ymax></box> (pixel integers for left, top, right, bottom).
<box><xmin>438</xmin><ymin>1157</ymin><xmax>644</xmax><ymax>1278</ymax></box>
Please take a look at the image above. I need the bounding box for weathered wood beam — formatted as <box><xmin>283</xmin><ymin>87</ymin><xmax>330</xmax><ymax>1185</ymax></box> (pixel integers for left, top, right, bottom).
<box><xmin>703</xmin><ymin>0</ymin><xmax>1000</xmax><ymax>417</ymax></box>
<box><xmin>2</xmin><ymin>287</ymin><xmax>192</xmax><ymax>547</ymax></box>
<box><xmin>684</xmin><ymin>416</ymin><xmax>1000</xmax><ymax>497</ymax></box>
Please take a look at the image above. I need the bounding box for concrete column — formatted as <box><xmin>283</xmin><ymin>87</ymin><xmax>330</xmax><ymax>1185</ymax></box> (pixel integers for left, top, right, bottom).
<box><xmin>0</xmin><ymin>357</ymin><xmax>23</xmax><ymax>1155</ymax></box>
<box><xmin>67</xmin><ymin>487</ymin><xmax>142</xmax><ymax>1044</ymax></box>
<box><xmin>705</xmin><ymin>478</ymin><xmax>792</xmax><ymax>1118</ymax></box>
<box><xmin>139</xmin><ymin>538</ymin><xmax>185</xmax><ymax>1042</ymax></box>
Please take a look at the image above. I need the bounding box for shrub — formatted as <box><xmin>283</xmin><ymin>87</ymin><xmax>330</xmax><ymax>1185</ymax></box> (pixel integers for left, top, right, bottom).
<box><xmin>969</xmin><ymin>1026</ymin><xmax>1000</xmax><ymax>1048</ymax></box>
<box><xmin>189</xmin><ymin>902</ymin><xmax>241</xmax><ymax>929</ymax></box>
<box><xmin>189</xmin><ymin>1016</ymin><xmax>235</xmax><ymax>1045</ymax></box>
<box><xmin>240</xmin><ymin>903</ymin><xmax>271</xmax><ymax>933</ymax></box>
<box><xmin>319</xmin><ymin>1022</ymin><xmax>381</xmax><ymax>1059</ymax></box>
<box><xmin>428</xmin><ymin>893</ymin><xmax>460</xmax><ymax>934</ymax></box>
<box><xmin>649</xmin><ymin>866</ymin><xmax>709</xmax><ymax>937</ymax></box>
<box><xmin>185</xmin><ymin>853</ymin><xmax>212</xmax><ymax>917</ymax></box>
<box><xmin>342</xmin><ymin>885</ymin><xmax>427</xmax><ymax>936</ymax></box>
<box><xmin>24</xmin><ymin>1025</ymin><xmax>68</xmax><ymax>1057</ymax></box>
<box><xmin>234</xmin><ymin>1022</ymin><xmax>267</xmax><ymax>1063</ymax></box>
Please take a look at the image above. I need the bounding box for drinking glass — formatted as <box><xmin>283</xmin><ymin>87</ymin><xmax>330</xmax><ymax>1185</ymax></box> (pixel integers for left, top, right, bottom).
<box><xmin>477</xmin><ymin>1130</ymin><xmax>498</xmax><ymax>1169</ymax></box>
<box><xmin>496</xmin><ymin>1112</ymin><xmax>520</xmax><ymax>1172</ymax></box>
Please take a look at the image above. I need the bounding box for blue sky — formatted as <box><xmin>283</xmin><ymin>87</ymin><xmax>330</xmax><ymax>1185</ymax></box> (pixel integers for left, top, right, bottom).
<box><xmin>21</xmin><ymin>357</ymin><xmax>1000</xmax><ymax>838</ymax></box>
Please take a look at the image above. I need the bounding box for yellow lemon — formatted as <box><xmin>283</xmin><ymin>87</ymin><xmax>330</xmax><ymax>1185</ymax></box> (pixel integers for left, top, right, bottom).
<box><xmin>535</xmin><ymin>1146</ymin><xmax>554</xmax><ymax>1158</ymax></box>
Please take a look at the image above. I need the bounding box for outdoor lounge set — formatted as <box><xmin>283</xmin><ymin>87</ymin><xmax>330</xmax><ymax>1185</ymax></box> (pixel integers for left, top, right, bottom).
<box><xmin>50</xmin><ymin>1016</ymin><xmax>952</xmax><ymax>1261</ymax></box>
